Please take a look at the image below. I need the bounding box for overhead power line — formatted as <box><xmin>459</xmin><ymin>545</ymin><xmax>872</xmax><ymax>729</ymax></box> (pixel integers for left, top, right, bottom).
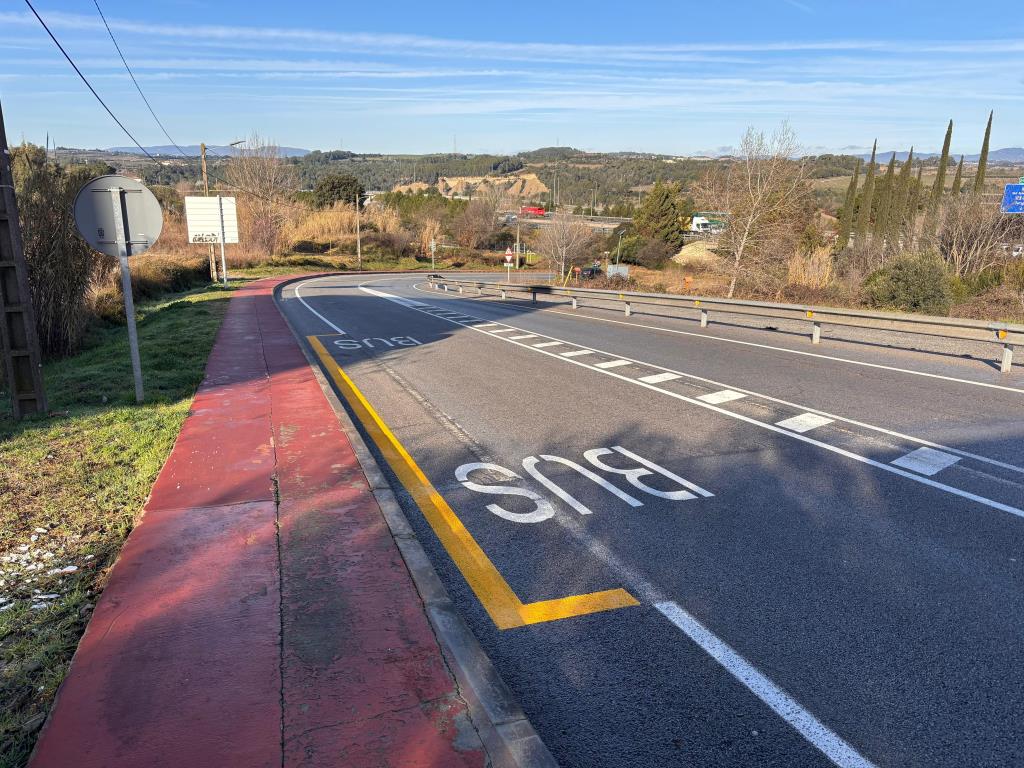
<box><xmin>23</xmin><ymin>0</ymin><xmax>157</xmax><ymax>163</ymax></box>
<box><xmin>91</xmin><ymin>0</ymin><xmax>189</xmax><ymax>159</ymax></box>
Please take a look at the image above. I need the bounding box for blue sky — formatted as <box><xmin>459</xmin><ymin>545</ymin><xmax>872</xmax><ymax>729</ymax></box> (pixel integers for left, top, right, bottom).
<box><xmin>0</xmin><ymin>1</ymin><xmax>1020</xmax><ymax>155</ymax></box>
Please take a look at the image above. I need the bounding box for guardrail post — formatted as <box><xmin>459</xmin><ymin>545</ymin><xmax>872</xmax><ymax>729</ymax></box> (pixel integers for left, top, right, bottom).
<box><xmin>433</xmin><ymin>282</ymin><xmax>439</xmax><ymax>291</ymax></box>
<box><xmin>443</xmin><ymin>284</ymin><xmax>449</xmax><ymax>292</ymax></box>
<box><xmin>572</xmin><ymin>297</ymin><xmax>578</xmax><ymax>310</ymax></box>
<box><xmin>1001</xmin><ymin>344</ymin><xmax>1014</xmax><ymax>373</ymax></box>
<box><xmin>458</xmin><ymin>285</ymin><xmax>463</xmax><ymax>294</ymax></box>
<box><xmin>531</xmin><ymin>290</ymin><xmax>537</xmax><ymax>302</ymax></box>
<box><xmin>500</xmin><ymin>289</ymin><xmax>506</xmax><ymax>300</ymax></box>
<box><xmin>624</xmin><ymin>302</ymin><xmax>631</xmax><ymax>317</ymax></box>
<box><xmin>700</xmin><ymin>309</ymin><xmax>708</xmax><ymax>328</ymax></box>
<box><xmin>812</xmin><ymin>322</ymin><xmax>821</xmax><ymax>345</ymax></box>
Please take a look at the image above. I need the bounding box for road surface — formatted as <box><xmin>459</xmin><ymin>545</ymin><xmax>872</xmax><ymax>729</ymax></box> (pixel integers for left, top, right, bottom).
<box><xmin>277</xmin><ymin>272</ymin><xmax>1024</xmax><ymax>768</ymax></box>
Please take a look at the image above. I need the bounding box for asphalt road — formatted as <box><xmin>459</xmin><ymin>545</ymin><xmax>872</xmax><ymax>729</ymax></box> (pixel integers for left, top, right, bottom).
<box><xmin>278</xmin><ymin>272</ymin><xmax>1024</xmax><ymax>768</ymax></box>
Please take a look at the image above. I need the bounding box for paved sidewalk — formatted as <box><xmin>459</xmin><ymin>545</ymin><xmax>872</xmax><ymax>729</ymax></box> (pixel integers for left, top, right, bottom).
<box><xmin>29</xmin><ymin>277</ymin><xmax>485</xmax><ymax>768</ymax></box>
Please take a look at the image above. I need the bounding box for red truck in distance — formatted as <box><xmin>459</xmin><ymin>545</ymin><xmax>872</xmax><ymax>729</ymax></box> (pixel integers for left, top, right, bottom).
<box><xmin>520</xmin><ymin>206</ymin><xmax>546</xmax><ymax>217</ymax></box>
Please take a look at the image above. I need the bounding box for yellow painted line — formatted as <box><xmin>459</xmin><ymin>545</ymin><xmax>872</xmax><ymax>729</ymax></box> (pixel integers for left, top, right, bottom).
<box><xmin>308</xmin><ymin>335</ymin><xmax>639</xmax><ymax>630</ymax></box>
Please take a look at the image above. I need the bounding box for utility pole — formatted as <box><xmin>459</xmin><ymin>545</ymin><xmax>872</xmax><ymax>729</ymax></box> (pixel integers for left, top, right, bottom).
<box><xmin>354</xmin><ymin>192</ymin><xmax>362</xmax><ymax>270</ymax></box>
<box><xmin>515</xmin><ymin>219</ymin><xmax>521</xmax><ymax>269</ymax></box>
<box><xmin>0</xmin><ymin>98</ymin><xmax>47</xmax><ymax>419</ymax></box>
<box><xmin>200</xmin><ymin>142</ymin><xmax>218</xmax><ymax>281</ymax></box>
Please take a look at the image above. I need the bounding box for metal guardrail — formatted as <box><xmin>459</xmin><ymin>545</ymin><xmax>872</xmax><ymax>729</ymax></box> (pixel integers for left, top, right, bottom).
<box><xmin>426</xmin><ymin>275</ymin><xmax>1023</xmax><ymax>374</ymax></box>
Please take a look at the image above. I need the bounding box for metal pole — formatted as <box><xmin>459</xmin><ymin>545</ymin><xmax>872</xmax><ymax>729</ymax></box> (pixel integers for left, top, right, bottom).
<box><xmin>515</xmin><ymin>220</ymin><xmax>520</xmax><ymax>269</ymax></box>
<box><xmin>201</xmin><ymin>142</ymin><xmax>217</xmax><ymax>282</ymax></box>
<box><xmin>217</xmin><ymin>195</ymin><xmax>228</xmax><ymax>285</ymax></box>
<box><xmin>355</xmin><ymin>192</ymin><xmax>361</xmax><ymax>270</ymax></box>
<box><xmin>430</xmin><ymin>238</ymin><xmax>436</xmax><ymax>270</ymax></box>
<box><xmin>109</xmin><ymin>187</ymin><xmax>144</xmax><ymax>403</ymax></box>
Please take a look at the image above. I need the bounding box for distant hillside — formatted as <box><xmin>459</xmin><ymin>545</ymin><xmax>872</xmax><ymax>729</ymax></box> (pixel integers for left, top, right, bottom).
<box><xmin>856</xmin><ymin>147</ymin><xmax>1024</xmax><ymax>164</ymax></box>
<box><xmin>107</xmin><ymin>144</ymin><xmax>311</xmax><ymax>158</ymax></box>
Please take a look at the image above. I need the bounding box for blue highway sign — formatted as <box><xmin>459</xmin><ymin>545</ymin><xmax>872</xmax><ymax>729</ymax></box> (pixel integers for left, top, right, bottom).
<box><xmin>1000</xmin><ymin>184</ymin><xmax>1024</xmax><ymax>213</ymax></box>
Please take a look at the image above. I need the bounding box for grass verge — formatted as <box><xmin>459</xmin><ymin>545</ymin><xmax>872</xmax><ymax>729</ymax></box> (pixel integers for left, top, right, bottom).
<box><xmin>0</xmin><ymin>280</ymin><xmax>247</xmax><ymax>767</ymax></box>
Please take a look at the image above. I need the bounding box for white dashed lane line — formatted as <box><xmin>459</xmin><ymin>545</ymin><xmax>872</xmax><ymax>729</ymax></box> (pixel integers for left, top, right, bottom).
<box><xmin>343</xmin><ymin>282</ymin><xmax>1024</xmax><ymax>519</ymax></box>
<box><xmin>639</xmin><ymin>372</ymin><xmax>684</xmax><ymax>384</ymax></box>
<box><xmin>533</xmin><ymin>341</ymin><xmax>564</xmax><ymax>348</ymax></box>
<box><xmin>509</xmin><ymin>334</ymin><xmax>539</xmax><ymax>340</ymax></box>
<box><xmin>891</xmin><ymin>447</ymin><xmax>962</xmax><ymax>476</ymax></box>
<box><xmin>776</xmin><ymin>412</ymin><xmax>835</xmax><ymax>433</ymax></box>
<box><xmin>595</xmin><ymin>360</ymin><xmax>633</xmax><ymax>369</ymax></box>
<box><xmin>697</xmin><ymin>390</ymin><xmax>747</xmax><ymax>405</ymax></box>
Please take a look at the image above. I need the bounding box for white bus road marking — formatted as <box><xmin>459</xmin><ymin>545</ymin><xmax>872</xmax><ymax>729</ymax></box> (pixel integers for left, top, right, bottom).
<box><xmin>562</xmin><ymin>349</ymin><xmax>596</xmax><ymax>357</ymax></box>
<box><xmin>533</xmin><ymin>341</ymin><xmax>564</xmax><ymax>348</ymax></box>
<box><xmin>594</xmin><ymin>359</ymin><xmax>633</xmax><ymax>369</ymax></box>
<box><xmin>351</xmin><ymin>283</ymin><xmax>1024</xmax><ymax>520</ymax></box>
<box><xmin>655</xmin><ymin>602</ymin><xmax>878</xmax><ymax>768</ymax></box>
<box><xmin>697</xmin><ymin>389</ymin><xmax>747</xmax><ymax>405</ymax></box>
<box><xmin>638</xmin><ymin>372</ymin><xmax>683</xmax><ymax>384</ymax></box>
<box><xmin>777</xmin><ymin>413</ymin><xmax>835</xmax><ymax>433</ymax></box>
<box><xmin>891</xmin><ymin>447</ymin><xmax>961</xmax><ymax>476</ymax></box>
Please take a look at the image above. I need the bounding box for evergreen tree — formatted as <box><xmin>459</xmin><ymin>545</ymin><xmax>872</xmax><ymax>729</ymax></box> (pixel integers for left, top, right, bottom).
<box><xmin>973</xmin><ymin>110</ymin><xmax>993</xmax><ymax>194</ymax></box>
<box><xmin>929</xmin><ymin>119</ymin><xmax>953</xmax><ymax>213</ymax></box>
<box><xmin>835</xmin><ymin>159</ymin><xmax>860</xmax><ymax>252</ymax></box>
<box><xmin>633</xmin><ymin>181</ymin><xmax>688</xmax><ymax>248</ymax></box>
<box><xmin>854</xmin><ymin>141</ymin><xmax>877</xmax><ymax>246</ymax></box>
<box><xmin>892</xmin><ymin>149</ymin><xmax>914</xmax><ymax>245</ymax></box>
<box><xmin>951</xmin><ymin>155</ymin><xmax>964</xmax><ymax>195</ymax></box>
<box><xmin>874</xmin><ymin>153</ymin><xmax>897</xmax><ymax>242</ymax></box>
<box><xmin>907</xmin><ymin>164</ymin><xmax>924</xmax><ymax>248</ymax></box>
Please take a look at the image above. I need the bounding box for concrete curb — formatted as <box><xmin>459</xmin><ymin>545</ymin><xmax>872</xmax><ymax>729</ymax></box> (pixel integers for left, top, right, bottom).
<box><xmin>272</xmin><ymin>275</ymin><xmax>559</xmax><ymax>768</ymax></box>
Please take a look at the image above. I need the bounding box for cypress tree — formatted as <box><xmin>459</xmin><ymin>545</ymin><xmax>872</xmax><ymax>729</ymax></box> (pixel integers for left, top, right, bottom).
<box><xmin>835</xmin><ymin>159</ymin><xmax>860</xmax><ymax>252</ymax></box>
<box><xmin>874</xmin><ymin>153</ymin><xmax>897</xmax><ymax>241</ymax></box>
<box><xmin>633</xmin><ymin>181</ymin><xmax>686</xmax><ymax>248</ymax></box>
<box><xmin>951</xmin><ymin>155</ymin><xmax>964</xmax><ymax>195</ymax></box>
<box><xmin>973</xmin><ymin>110</ymin><xmax>993</xmax><ymax>194</ymax></box>
<box><xmin>907</xmin><ymin>164</ymin><xmax>924</xmax><ymax>248</ymax></box>
<box><xmin>929</xmin><ymin>119</ymin><xmax>953</xmax><ymax>213</ymax></box>
<box><xmin>854</xmin><ymin>140</ymin><xmax>877</xmax><ymax>246</ymax></box>
<box><xmin>892</xmin><ymin>149</ymin><xmax>914</xmax><ymax>246</ymax></box>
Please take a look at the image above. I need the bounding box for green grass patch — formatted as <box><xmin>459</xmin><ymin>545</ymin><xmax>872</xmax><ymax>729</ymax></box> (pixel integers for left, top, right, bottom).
<box><xmin>0</xmin><ymin>281</ymin><xmax>247</xmax><ymax>767</ymax></box>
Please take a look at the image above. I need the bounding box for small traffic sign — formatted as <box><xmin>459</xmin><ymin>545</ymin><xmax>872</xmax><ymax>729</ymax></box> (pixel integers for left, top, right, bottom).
<box><xmin>504</xmin><ymin>247</ymin><xmax>514</xmax><ymax>264</ymax></box>
<box><xmin>1001</xmin><ymin>184</ymin><xmax>1024</xmax><ymax>214</ymax></box>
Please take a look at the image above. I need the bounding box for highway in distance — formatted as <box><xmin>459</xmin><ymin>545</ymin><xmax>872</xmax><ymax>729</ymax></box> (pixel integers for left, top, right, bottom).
<box><xmin>278</xmin><ymin>272</ymin><xmax>1024</xmax><ymax>768</ymax></box>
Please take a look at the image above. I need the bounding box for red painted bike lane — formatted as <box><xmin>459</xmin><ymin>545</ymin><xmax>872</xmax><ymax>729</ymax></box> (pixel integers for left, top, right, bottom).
<box><xmin>29</xmin><ymin>276</ymin><xmax>484</xmax><ymax>768</ymax></box>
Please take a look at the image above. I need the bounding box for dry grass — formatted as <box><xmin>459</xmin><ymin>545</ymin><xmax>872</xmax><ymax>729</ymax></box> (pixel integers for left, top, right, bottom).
<box><xmin>787</xmin><ymin>247</ymin><xmax>835</xmax><ymax>289</ymax></box>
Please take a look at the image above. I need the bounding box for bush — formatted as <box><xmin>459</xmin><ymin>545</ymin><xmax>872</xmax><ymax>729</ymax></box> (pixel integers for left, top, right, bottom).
<box><xmin>631</xmin><ymin>239</ymin><xmax>675</xmax><ymax>269</ymax></box>
<box><xmin>863</xmin><ymin>252</ymin><xmax>952</xmax><ymax>315</ymax></box>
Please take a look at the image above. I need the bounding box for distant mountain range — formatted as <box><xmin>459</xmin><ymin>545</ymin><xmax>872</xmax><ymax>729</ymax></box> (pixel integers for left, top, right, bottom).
<box><xmin>854</xmin><ymin>147</ymin><xmax>1024</xmax><ymax>164</ymax></box>
<box><xmin>106</xmin><ymin>144</ymin><xmax>311</xmax><ymax>158</ymax></box>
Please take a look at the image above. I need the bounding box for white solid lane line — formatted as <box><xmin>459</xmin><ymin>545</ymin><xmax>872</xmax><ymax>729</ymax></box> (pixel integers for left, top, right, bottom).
<box><xmin>594</xmin><ymin>359</ymin><xmax>632</xmax><ymax>369</ymax></box>
<box><xmin>891</xmin><ymin>447</ymin><xmax>961</xmax><ymax>476</ymax></box>
<box><xmin>639</xmin><ymin>372</ymin><xmax>683</xmax><ymax>384</ymax></box>
<box><xmin>697</xmin><ymin>389</ymin><xmax>747</xmax><ymax>405</ymax></box>
<box><xmin>292</xmin><ymin>277</ymin><xmax>347</xmax><ymax>335</ymax></box>
<box><xmin>777</xmin><ymin>413</ymin><xmax>835</xmax><ymax>433</ymax></box>
<box><xmin>561</xmin><ymin>349</ymin><xmax>596</xmax><ymax>357</ymax></box>
<box><xmin>533</xmin><ymin>341</ymin><xmax>564</xmax><ymax>348</ymax></box>
<box><xmin>655</xmin><ymin>602</ymin><xmax>878</xmax><ymax>768</ymax></box>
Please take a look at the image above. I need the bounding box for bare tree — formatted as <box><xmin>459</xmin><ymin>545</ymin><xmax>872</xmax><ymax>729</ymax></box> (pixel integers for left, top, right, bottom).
<box><xmin>452</xmin><ymin>199</ymin><xmax>497</xmax><ymax>249</ymax></box>
<box><xmin>224</xmin><ymin>134</ymin><xmax>299</xmax><ymax>258</ymax></box>
<box><xmin>938</xmin><ymin>195</ymin><xmax>1010</xmax><ymax>278</ymax></box>
<box><xmin>692</xmin><ymin>124</ymin><xmax>810</xmax><ymax>297</ymax></box>
<box><xmin>531</xmin><ymin>214</ymin><xmax>595</xmax><ymax>279</ymax></box>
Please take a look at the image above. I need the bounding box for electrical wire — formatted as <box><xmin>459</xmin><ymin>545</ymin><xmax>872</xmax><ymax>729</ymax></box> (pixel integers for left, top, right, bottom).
<box><xmin>91</xmin><ymin>0</ymin><xmax>189</xmax><ymax>160</ymax></box>
<box><xmin>23</xmin><ymin>0</ymin><xmax>158</xmax><ymax>164</ymax></box>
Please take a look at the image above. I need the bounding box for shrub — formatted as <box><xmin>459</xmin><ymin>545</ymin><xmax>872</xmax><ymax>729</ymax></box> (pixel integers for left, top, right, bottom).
<box><xmin>11</xmin><ymin>145</ymin><xmax>98</xmax><ymax>357</ymax></box>
<box><xmin>863</xmin><ymin>251</ymin><xmax>952</xmax><ymax>315</ymax></box>
<box><xmin>631</xmin><ymin>239</ymin><xmax>676</xmax><ymax>269</ymax></box>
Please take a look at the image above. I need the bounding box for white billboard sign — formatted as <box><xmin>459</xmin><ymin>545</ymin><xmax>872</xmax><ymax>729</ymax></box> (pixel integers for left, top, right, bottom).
<box><xmin>185</xmin><ymin>196</ymin><xmax>239</xmax><ymax>244</ymax></box>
